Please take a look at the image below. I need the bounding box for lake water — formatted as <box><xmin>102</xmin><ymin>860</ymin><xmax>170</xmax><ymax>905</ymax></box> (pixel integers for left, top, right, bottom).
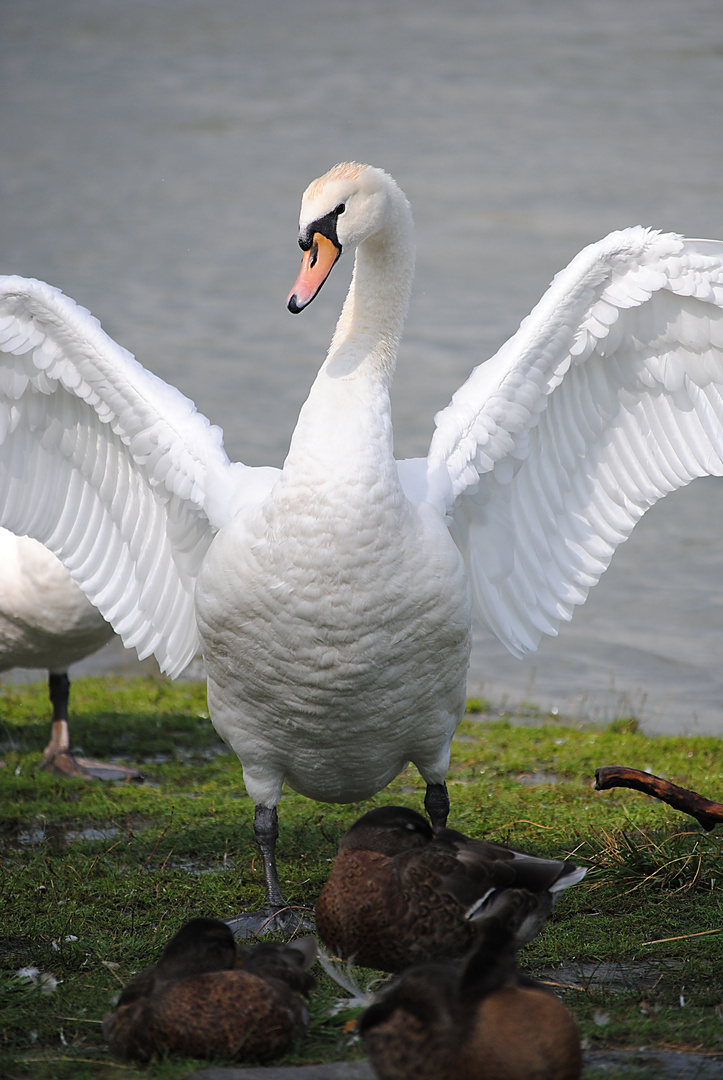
<box><xmin>2</xmin><ymin>0</ymin><xmax>723</xmax><ymax>734</ymax></box>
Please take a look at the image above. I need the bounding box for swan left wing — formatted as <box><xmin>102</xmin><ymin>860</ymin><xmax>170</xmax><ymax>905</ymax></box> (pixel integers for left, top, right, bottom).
<box><xmin>0</xmin><ymin>276</ymin><xmax>279</xmax><ymax>676</ymax></box>
<box><xmin>426</xmin><ymin>229</ymin><xmax>723</xmax><ymax>657</ymax></box>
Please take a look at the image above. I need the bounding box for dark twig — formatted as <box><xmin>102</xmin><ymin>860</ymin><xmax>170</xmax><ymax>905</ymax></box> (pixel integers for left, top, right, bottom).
<box><xmin>595</xmin><ymin>765</ymin><xmax>723</xmax><ymax>831</ymax></box>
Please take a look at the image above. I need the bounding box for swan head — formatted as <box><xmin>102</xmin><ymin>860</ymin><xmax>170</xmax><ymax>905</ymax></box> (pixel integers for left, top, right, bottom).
<box><xmin>287</xmin><ymin>162</ymin><xmax>400</xmax><ymax>313</ymax></box>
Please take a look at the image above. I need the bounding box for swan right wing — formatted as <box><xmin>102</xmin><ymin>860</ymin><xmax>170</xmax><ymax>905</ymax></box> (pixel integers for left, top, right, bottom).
<box><xmin>0</xmin><ymin>276</ymin><xmax>279</xmax><ymax>677</ymax></box>
<box><xmin>426</xmin><ymin>230</ymin><xmax>723</xmax><ymax>657</ymax></box>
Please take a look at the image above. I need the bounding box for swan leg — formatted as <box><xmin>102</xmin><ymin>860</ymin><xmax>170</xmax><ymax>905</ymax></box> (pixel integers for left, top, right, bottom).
<box><xmin>255</xmin><ymin>804</ymin><xmax>286</xmax><ymax>909</ymax></box>
<box><xmin>49</xmin><ymin>672</ymin><xmax>71</xmax><ymax>723</ymax></box>
<box><xmin>424</xmin><ymin>781</ymin><xmax>450</xmax><ymax>828</ymax></box>
<box><xmin>40</xmin><ymin>674</ymin><xmax>71</xmax><ymax>769</ymax></box>
<box><xmin>226</xmin><ymin>805</ymin><xmax>313</xmax><ymax>939</ymax></box>
<box><xmin>40</xmin><ymin>672</ymin><xmax>143</xmax><ymax>782</ymax></box>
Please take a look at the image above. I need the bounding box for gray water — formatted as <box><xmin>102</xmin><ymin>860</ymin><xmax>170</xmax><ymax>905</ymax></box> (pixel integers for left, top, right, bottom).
<box><xmin>2</xmin><ymin>0</ymin><xmax>723</xmax><ymax>734</ymax></box>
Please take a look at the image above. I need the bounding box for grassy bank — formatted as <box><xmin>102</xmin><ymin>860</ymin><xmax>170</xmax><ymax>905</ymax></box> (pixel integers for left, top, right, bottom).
<box><xmin>1</xmin><ymin>675</ymin><xmax>723</xmax><ymax>1078</ymax></box>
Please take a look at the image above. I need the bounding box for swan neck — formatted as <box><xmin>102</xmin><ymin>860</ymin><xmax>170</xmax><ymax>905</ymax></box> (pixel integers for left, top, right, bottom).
<box><xmin>282</xmin><ymin>187</ymin><xmax>414</xmax><ymax>484</ymax></box>
<box><xmin>323</xmin><ymin>210</ymin><xmax>415</xmax><ymax>383</ymax></box>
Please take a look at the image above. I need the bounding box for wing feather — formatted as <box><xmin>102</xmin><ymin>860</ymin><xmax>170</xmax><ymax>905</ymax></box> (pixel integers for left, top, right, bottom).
<box><xmin>427</xmin><ymin>229</ymin><xmax>723</xmax><ymax>655</ymax></box>
<box><xmin>0</xmin><ymin>276</ymin><xmax>279</xmax><ymax>676</ymax></box>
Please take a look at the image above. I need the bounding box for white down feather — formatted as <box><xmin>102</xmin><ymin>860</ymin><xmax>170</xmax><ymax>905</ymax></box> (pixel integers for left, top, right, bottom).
<box><xmin>1</xmin><ymin>164</ymin><xmax>723</xmax><ymax>810</ymax></box>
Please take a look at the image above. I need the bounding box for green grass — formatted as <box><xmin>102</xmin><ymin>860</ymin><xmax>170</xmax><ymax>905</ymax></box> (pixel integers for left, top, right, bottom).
<box><xmin>1</xmin><ymin>675</ymin><xmax>723</xmax><ymax>1078</ymax></box>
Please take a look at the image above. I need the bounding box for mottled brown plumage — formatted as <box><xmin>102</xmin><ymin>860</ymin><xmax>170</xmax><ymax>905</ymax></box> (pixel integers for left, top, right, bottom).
<box><xmin>103</xmin><ymin>917</ymin><xmax>317</xmax><ymax>1063</ymax></box>
<box><xmin>358</xmin><ymin>890</ymin><xmax>582</xmax><ymax>1080</ymax></box>
<box><xmin>315</xmin><ymin>806</ymin><xmax>585</xmax><ymax>972</ymax></box>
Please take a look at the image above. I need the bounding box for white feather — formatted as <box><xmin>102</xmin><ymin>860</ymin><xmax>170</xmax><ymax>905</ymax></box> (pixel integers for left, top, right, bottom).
<box><xmin>0</xmin><ymin>529</ymin><xmax>113</xmax><ymax>674</ymax></box>
<box><xmin>430</xmin><ymin>226</ymin><xmax>723</xmax><ymax>655</ymax></box>
<box><xmin>2</xmin><ymin>168</ymin><xmax>723</xmax><ymax>821</ymax></box>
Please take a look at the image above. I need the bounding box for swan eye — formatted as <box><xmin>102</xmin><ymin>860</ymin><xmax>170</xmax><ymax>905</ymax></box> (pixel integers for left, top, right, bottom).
<box><xmin>335</xmin><ymin>203</ymin><xmax>346</xmax><ymax>215</ymax></box>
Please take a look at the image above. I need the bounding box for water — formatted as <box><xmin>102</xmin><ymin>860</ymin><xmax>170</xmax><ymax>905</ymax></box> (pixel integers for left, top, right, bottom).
<box><xmin>2</xmin><ymin>0</ymin><xmax>723</xmax><ymax>733</ymax></box>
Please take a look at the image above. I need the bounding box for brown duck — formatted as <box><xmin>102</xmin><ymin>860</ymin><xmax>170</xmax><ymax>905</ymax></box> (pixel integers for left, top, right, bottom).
<box><xmin>358</xmin><ymin>889</ymin><xmax>582</xmax><ymax>1080</ymax></box>
<box><xmin>315</xmin><ymin>806</ymin><xmax>586</xmax><ymax>972</ymax></box>
<box><xmin>103</xmin><ymin>917</ymin><xmax>317</xmax><ymax>1062</ymax></box>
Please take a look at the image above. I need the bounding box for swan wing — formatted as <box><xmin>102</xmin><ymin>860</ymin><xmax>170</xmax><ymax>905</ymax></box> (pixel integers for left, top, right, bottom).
<box><xmin>0</xmin><ymin>276</ymin><xmax>279</xmax><ymax>676</ymax></box>
<box><xmin>426</xmin><ymin>229</ymin><xmax>723</xmax><ymax>657</ymax></box>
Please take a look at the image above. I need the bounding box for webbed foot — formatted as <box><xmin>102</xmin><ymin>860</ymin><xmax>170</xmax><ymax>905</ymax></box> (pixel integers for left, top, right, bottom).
<box><xmin>226</xmin><ymin>904</ymin><xmax>315</xmax><ymax>940</ymax></box>
<box><xmin>40</xmin><ymin>749</ymin><xmax>144</xmax><ymax>782</ymax></box>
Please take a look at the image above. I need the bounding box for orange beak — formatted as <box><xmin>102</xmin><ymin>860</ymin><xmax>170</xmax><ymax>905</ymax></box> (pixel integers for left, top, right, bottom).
<box><xmin>287</xmin><ymin>232</ymin><xmax>341</xmax><ymax>313</ymax></box>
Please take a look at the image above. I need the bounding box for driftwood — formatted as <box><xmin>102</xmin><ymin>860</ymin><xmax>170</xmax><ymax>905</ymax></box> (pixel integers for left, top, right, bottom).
<box><xmin>594</xmin><ymin>765</ymin><xmax>723</xmax><ymax>832</ymax></box>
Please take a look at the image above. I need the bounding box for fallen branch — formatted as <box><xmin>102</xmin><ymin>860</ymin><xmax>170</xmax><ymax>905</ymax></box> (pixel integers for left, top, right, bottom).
<box><xmin>594</xmin><ymin>766</ymin><xmax>723</xmax><ymax>831</ymax></box>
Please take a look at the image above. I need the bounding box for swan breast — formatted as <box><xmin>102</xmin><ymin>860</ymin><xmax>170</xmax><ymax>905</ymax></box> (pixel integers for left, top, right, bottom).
<box><xmin>195</xmin><ymin>473</ymin><xmax>471</xmax><ymax>807</ymax></box>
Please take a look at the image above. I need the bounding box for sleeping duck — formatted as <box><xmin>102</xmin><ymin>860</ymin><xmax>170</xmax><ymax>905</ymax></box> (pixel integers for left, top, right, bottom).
<box><xmin>358</xmin><ymin>889</ymin><xmax>582</xmax><ymax>1080</ymax></box>
<box><xmin>315</xmin><ymin>806</ymin><xmax>585</xmax><ymax>972</ymax></box>
<box><xmin>103</xmin><ymin>916</ymin><xmax>317</xmax><ymax>1062</ymax></box>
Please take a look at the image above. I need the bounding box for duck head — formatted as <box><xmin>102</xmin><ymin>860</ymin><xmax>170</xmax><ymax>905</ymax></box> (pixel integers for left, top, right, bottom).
<box><xmin>339</xmin><ymin>805</ymin><xmax>434</xmax><ymax>857</ymax></box>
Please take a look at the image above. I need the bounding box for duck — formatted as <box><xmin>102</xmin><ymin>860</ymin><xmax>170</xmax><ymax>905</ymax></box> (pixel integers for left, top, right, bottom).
<box><xmin>315</xmin><ymin>805</ymin><xmax>585</xmax><ymax>972</ymax></box>
<box><xmin>358</xmin><ymin>889</ymin><xmax>582</xmax><ymax>1080</ymax></box>
<box><xmin>2</xmin><ymin>162</ymin><xmax>723</xmax><ymax>928</ymax></box>
<box><xmin>0</xmin><ymin>528</ymin><xmax>142</xmax><ymax>780</ymax></box>
<box><xmin>103</xmin><ymin>916</ymin><xmax>317</xmax><ymax>1062</ymax></box>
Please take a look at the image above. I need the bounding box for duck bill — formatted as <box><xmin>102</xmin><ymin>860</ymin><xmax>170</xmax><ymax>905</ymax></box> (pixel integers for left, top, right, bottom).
<box><xmin>287</xmin><ymin>233</ymin><xmax>341</xmax><ymax>313</ymax></box>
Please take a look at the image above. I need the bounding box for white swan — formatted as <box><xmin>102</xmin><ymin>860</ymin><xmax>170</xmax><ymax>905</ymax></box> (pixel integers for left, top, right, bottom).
<box><xmin>0</xmin><ymin>528</ymin><xmax>130</xmax><ymax>778</ymax></box>
<box><xmin>2</xmin><ymin>161</ymin><xmax>723</xmax><ymax>926</ymax></box>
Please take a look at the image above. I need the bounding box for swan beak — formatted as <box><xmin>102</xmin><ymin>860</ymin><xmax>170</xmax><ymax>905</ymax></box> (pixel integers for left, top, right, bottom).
<box><xmin>287</xmin><ymin>233</ymin><xmax>341</xmax><ymax>313</ymax></box>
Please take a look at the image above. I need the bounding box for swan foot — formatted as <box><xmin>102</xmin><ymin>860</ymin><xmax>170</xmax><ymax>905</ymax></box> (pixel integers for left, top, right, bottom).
<box><xmin>225</xmin><ymin>904</ymin><xmax>315</xmax><ymax>940</ymax></box>
<box><xmin>40</xmin><ymin>748</ymin><xmax>144</xmax><ymax>782</ymax></box>
<box><xmin>40</xmin><ymin>710</ymin><xmax>144</xmax><ymax>782</ymax></box>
